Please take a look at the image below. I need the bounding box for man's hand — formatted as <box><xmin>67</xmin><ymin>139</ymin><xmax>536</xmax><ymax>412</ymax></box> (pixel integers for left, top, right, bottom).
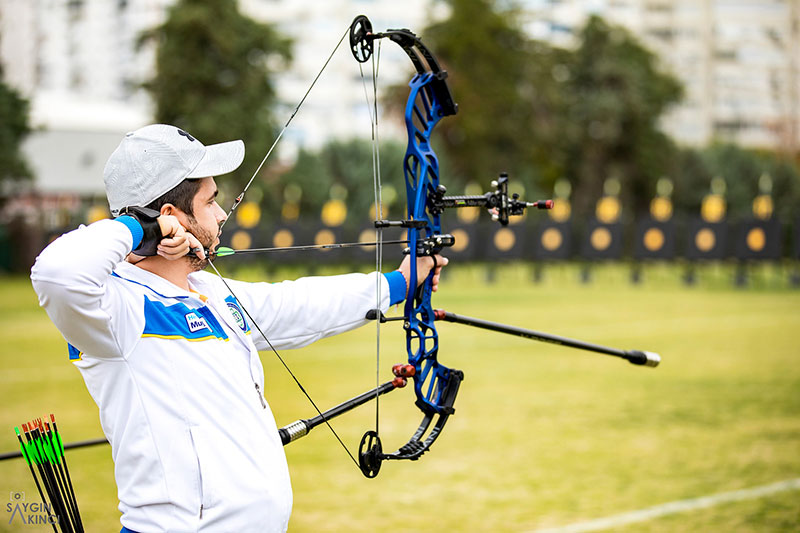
<box><xmin>156</xmin><ymin>215</ymin><xmax>205</xmax><ymax>260</ymax></box>
<box><xmin>397</xmin><ymin>254</ymin><xmax>449</xmax><ymax>294</ymax></box>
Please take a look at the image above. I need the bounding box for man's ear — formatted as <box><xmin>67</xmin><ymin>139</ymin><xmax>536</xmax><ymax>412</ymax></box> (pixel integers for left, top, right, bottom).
<box><xmin>160</xmin><ymin>203</ymin><xmax>176</xmax><ymax>216</ymax></box>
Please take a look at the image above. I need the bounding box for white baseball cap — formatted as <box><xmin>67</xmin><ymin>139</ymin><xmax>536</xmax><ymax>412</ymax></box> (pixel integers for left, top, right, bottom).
<box><xmin>104</xmin><ymin>124</ymin><xmax>245</xmax><ymax>216</ymax></box>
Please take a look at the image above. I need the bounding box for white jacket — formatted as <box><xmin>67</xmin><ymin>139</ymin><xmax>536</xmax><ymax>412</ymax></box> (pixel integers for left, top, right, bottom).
<box><xmin>31</xmin><ymin>219</ymin><xmax>394</xmax><ymax>532</ymax></box>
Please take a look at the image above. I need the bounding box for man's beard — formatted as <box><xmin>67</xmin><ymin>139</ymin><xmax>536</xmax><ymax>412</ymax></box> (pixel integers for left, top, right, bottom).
<box><xmin>185</xmin><ymin>217</ymin><xmax>220</xmax><ymax>272</ymax></box>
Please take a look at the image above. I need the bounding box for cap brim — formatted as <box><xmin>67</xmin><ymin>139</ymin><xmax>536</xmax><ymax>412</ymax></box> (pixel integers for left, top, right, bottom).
<box><xmin>187</xmin><ymin>139</ymin><xmax>245</xmax><ymax>178</ymax></box>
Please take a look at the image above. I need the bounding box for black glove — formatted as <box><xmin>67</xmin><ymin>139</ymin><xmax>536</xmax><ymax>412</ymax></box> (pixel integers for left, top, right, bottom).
<box><xmin>118</xmin><ymin>206</ymin><xmax>163</xmax><ymax>256</ymax></box>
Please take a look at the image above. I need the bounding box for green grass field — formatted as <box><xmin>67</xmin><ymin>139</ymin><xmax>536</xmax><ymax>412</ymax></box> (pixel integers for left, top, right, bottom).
<box><xmin>1</xmin><ymin>263</ymin><xmax>799</xmax><ymax>532</ymax></box>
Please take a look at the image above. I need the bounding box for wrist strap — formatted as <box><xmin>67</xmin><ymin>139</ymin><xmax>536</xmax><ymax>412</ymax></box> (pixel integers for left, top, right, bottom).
<box><xmin>119</xmin><ymin>206</ymin><xmax>162</xmax><ymax>256</ymax></box>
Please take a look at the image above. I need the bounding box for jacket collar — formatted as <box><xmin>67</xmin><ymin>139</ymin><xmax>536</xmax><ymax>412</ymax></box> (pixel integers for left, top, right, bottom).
<box><xmin>113</xmin><ymin>261</ymin><xmax>195</xmax><ymax>300</ymax></box>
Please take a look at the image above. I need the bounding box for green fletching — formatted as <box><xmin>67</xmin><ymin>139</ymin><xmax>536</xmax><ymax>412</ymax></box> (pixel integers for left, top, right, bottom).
<box><xmin>35</xmin><ymin>437</ymin><xmax>51</xmax><ymax>464</ymax></box>
<box><xmin>55</xmin><ymin>431</ymin><xmax>64</xmax><ymax>459</ymax></box>
<box><xmin>18</xmin><ymin>441</ymin><xmax>31</xmax><ymax>465</ymax></box>
<box><xmin>15</xmin><ymin>428</ymin><xmax>32</xmax><ymax>466</ymax></box>
<box><xmin>49</xmin><ymin>432</ymin><xmax>62</xmax><ymax>462</ymax></box>
<box><xmin>215</xmin><ymin>247</ymin><xmax>235</xmax><ymax>257</ymax></box>
<box><xmin>27</xmin><ymin>440</ymin><xmax>41</xmax><ymax>464</ymax></box>
<box><xmin>44</xmin><ymin>436</ymin><xmax>57</xmax><ymax>463</ymax></box>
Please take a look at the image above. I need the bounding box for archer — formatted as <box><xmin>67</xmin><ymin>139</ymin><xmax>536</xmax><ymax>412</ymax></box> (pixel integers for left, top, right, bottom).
<box><xmin>30</xmin><ymin>124</ymin><xmax>447</xmax><ymax>533</ymax></box>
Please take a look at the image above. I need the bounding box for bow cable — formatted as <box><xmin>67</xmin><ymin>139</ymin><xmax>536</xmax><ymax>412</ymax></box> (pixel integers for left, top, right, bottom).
<box><xmin>206</xmin><ymin>259</ymin><xmax>360</xmax><ymax>469</ymax></box>
<box><xmin>208</xmin><ymin>20</ymin><xmax>370</xmax><ymax>470</ymax></box>
<box><xmin>220</xmin><ymin>25</ymin><xmax>351</xmax><ymax>230</ymax></box>
<box><xmin>359</xmin><ymin>40</ymin><xmax>385</xmax><ymax>440</ymax></box>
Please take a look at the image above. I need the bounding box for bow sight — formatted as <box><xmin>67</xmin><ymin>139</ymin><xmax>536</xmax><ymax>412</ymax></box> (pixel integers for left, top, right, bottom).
<box><xmin>430</xmin><ymin>172</ymin><xmax>554</xmax><ymax>226</ymax></box>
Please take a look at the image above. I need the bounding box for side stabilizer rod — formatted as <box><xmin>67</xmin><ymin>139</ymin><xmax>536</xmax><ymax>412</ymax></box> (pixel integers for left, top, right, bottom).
<box><xmin>279</xmin><ymin>376</ymin><xmax>407</xmax><ymax>445</ymax></box>
<box><xmin>434</xmin><ymin>310</ymin><xmax>660</xmax><ymax>367</ymax></box>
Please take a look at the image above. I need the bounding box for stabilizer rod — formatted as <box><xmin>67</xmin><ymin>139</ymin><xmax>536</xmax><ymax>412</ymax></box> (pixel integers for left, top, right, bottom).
<box><xmin>279</xmin><ymin>377</ymin><xmax>406</xmax><ymax>445</ymax></box>
<box><xmin>434</xmin><ymin>310</ymin><xmax>660</xmax><ymax>367</ymax></box>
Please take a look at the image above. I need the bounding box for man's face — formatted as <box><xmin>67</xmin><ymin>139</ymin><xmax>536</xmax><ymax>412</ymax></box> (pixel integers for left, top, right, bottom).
<box><xmin>181</xmin><ymin>177</ymin><xmax>227</xmax><ymax>269</ymax></box>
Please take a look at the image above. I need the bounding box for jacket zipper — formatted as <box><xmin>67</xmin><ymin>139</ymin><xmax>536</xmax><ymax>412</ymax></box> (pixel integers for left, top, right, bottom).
<box><xmin>254</xmin><ymin>382</ymin><xmax>267</xmax><ymax>409</ymax></box>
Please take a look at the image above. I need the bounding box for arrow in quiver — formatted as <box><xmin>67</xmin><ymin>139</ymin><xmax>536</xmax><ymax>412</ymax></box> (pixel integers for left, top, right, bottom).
<box><xmin>734</xmin><ymin>218</ymin><xmax>782</xmax><ymax>260</ymax></box>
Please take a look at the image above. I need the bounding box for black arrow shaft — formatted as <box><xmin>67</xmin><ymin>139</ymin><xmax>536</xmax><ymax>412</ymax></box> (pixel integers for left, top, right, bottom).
<box><xmin>221</xmin><ymin>239</ymin><xmax>410</xmax><ymax>255</ymax></box>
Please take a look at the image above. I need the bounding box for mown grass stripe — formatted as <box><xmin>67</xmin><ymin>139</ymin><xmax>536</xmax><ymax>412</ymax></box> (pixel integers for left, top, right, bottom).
<box><xmin>531</xmin><ymin>478</ymin><xmax>800</xmax><ymax>533</ymax></box>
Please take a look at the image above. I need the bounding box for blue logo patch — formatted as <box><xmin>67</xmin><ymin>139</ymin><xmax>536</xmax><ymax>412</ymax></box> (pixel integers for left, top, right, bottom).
<box><xmin>227</xmin><ymin>302</ymin><xmax>247</xmax><ymax>332</ymax></box>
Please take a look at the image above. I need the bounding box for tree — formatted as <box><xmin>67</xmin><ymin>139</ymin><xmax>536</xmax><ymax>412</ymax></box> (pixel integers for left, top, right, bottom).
<box><xmin>278</xmin><ymin>139</ymin><xmax>406</xmax><ymax>227</ymax></box>
<box><xmin>0</xmin><ymin>63</ymin><xmax>33</xmax><ymax>193</ymax></box>
<box><xmin>563</xmin><ymin>16</ymin><xmax>683</xmax><ymax>218</ymax></box>
<box><xmin>409</xmin><ymin>0</ymin><xmax>559</xmax><ymax>193</ymax></box>
<box><xmin>140</xmin><ymin>0</ymin><xmax>291</xmax><ymax>201</ymax></box>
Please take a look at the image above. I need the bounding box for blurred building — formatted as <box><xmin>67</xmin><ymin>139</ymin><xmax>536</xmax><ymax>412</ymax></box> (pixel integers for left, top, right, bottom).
<box><xmin>0</xmin><ymin>0</ymin><xmax>167</xmax><ymax>196</ymax></box>
<box><xmin>519</xmin><ymin>0</ymin><xmax>800</xmax><ymax>151</ymax></box>
<box><xmin>0</xmin><ymin>0</ymin><xmax>438</xmax><ymax>197</ymax></box>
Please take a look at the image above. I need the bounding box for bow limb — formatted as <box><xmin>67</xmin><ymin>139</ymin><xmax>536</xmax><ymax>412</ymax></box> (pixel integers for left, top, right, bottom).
<box><xmin>352</xmin><ymin>15</ymin><xmax>464</xmax><ymax>478</ymax></box>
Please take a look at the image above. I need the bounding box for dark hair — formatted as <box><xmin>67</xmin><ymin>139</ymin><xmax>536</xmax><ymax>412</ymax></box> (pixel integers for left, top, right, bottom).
<box><xmin>145</xmin><ymin>179</ymin><xmax>202</xmax><ymax>217</ymax></box>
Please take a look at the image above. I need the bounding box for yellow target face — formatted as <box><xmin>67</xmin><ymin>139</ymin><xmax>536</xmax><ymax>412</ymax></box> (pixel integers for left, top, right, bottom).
<box><xmin>457</xmin><ymin>207</ymin><xmax>480</xmax><ymax>223</ymax></box>
<box><xmin>541</xmin><ymin>227</ymin><xmax>563</xmax><ymax>251</ymax></box>
<box><xmin>281</xmin><ymin>202</ymin><xmax>300</xmax><ymax>221</ymax></box>
<box><xmin>596</xmin><ymin>197</ymin><xmax>621</xmax><ymax>224</ymax></box>
<box><xmin>321</xmin><ymin>199</ymin><xmax>347</xmax><ymax>227</ymax></box>
<box><xmin>87</xmin><ymin>205</ymin><xmax>110</xmax><ymax>223</ymax></box>
<box><xmin>493</xmin><ymin>228</ymin><xmax>516</xmax><ymax>252</ymax></box>
<box><xmin>650</xmin><ymin>197</ymin><xmax>673</xmax><ymax>222</ymax></box>
<box><xmin>359</xmin><ymin>229</ymin><xmax>374</xmax><ymax>244</ymax></box>
<box><xmin>236</xmin><ymin>202</ymin><xmax>261</xmax><ymax>229</ymax></box>
<box><xmin>450</xmin><ymin>229</ymin><xmax>469</xmax><ymax>252</ymax></box>
<box><xmin>273</xmin><ymin>229</ymin><xmax>294</xmax><ymax>248</ymax></box>
<box><xmin>695</xmin><ymin>228</ymin><xmax>716</xmax><ymax>252</ymax></box>
<box><xmin>746</xmin><ymin>227</ymin><xmax>766</xmax><ymax>252</ymax></box>
<box><xmin>643</xmin><ymin>228</ymin><xmax>665</xmax><ymax>251</ymax></box>
<box><xmin>369</xmin><ymin>203</ymin><xmax>386</xmax><ymax>221</ymax></box>
<box><xmin>752</xmin><ymin>196</ymin><xmax>773</xmax><ymax>220</ymax></box>
<box><xmin>315</xmin><ymin>229</ymin><xmax>336</xmax><ymax>248</ymax></box>
<box><xmin>549</xmin><ymin>199</ymin><xmax>571</xmax><ymax>222</ymax></box>
<box><xmin>590</xmin><ymin>227</ymin><xmax>612</xmax><ymax>251</ymax></box>
<box><xmin>701</xmin><ymin>195</ymin><xmax>725</xmax><ymax>223</ymax></box>
<box><xmin>231</xmin><ymin>230</ymin><xmax>252</xmax><ymax>250</ymax></box>
<box><xmin>508</xmin><ymin>211</ymin><xmax>526</xmax><ymax>225</ymax></box>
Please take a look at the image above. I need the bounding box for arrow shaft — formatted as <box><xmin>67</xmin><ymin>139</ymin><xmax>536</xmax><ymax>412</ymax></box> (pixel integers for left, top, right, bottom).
<box><xmin>216</xmin><ymin>239</ymin><xmax>410</xmax><ymax>256</ymax></box>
